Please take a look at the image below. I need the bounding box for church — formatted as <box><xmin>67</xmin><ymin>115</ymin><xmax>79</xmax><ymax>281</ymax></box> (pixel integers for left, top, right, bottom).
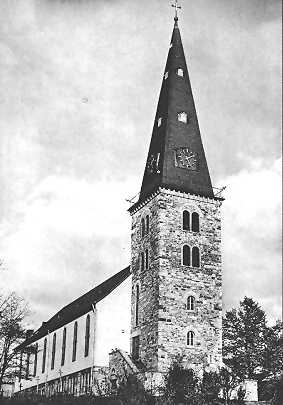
<box><xmin>14</xmin><ymin>8</ymin><xmax>224</xmax><ymax>397</ymax></box>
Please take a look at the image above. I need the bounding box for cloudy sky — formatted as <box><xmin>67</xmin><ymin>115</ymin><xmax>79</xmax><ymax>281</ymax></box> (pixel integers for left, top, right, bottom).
<box><xmin>0</xmin><ymin>0</ymin><xmax>281</xmax><ymax>331</ymax></box>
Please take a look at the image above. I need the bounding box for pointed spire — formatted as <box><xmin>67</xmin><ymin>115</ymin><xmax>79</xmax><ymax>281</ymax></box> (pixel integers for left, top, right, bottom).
<box><xmin>138</xmin><ymin>13</ymin><xmax>214</xmax><ymax>203</ymax></box>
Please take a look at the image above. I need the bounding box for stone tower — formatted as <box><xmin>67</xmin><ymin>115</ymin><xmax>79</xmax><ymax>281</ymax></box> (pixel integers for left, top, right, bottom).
<box><xmin>129</xmin><ymin>15</ymin><xmax>223</xmax><ymax>374</ymax></box>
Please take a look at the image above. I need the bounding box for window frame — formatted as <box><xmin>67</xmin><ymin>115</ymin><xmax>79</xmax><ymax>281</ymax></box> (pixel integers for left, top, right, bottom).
<box><xmin>135</xmin><ymin>283</ymin><xmax>140</xmax><ymax>327</ymax></box>
<box><xmin>183</xmin><ymin>210</ymin><xmax>190</xmax><ymax>231</ymax></box>
<box><xmin>33</xmin><ymin>343</ymin><xmax>38</xmax><ymax>377</ymax></box>
<box><xmin>187</xmin><ymin>295</ymin><xmax>196</xmax><ymax>311</ymax></box>
<box><xmin>141</xmin><ymin>218</ymin><xmax>145</xmax><ymax>238</ymax></box>
<box><xmin>187</xmin><ymin>330</ymin><xmax>195</xmax><ymax>347</ymax></box>
<box><xmin>72</xmin><ymin>322</ymin><xmax>78</xmax><ymax>362</ymax></box>
<box><xmin>51</xmin><ymin>333</ymin><xmax>56</xmax><ymax>370</ymax></box>
<box><xmin>42</xmin><ymin>338</ymin><xmax>47</xmax><ymax>374</ymax></box>
<box><xmin>84</xmin><ymin>315</ymin><xmax>90</xmax><ymax>358</ymax></box>
<box><xmin>191</xmin><ymin>212</ymin><xmax>200</xmax><ymax>232</ymax></box>
<box><xmin>61</xmin><ymin>327</ymin><xmax>66</xmax><ymax>366</ymax></box>
<box><xmin>182</xmin><ymin>244</ymin><xmax>191</xmax><ymax>266</ymax></box>
<box><xmin>192</xmin><ymin>246</ymin><xmax>200</xmax><ymax>268</ymax></box>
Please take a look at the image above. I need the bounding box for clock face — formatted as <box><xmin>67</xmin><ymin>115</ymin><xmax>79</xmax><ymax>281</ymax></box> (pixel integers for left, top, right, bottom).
<box><xmin>175</xmin><ymin>148</ymin><xmax>198</xmax><ymax>171</ymax></box>
<box><xmin>146</xmin><ymin>153</ymin><xmax>161</xmax><ymax>174</ymax></box>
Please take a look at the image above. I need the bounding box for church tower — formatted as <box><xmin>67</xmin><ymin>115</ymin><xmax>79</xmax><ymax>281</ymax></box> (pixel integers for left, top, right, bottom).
<box><xmin>129</xmin><ymin>11</ymin><xmax>223</xmax><ymax>374</ymax></box>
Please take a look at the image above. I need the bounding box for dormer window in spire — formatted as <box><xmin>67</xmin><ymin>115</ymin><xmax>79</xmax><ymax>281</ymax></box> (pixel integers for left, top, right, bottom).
<box><xmin>157</xmin><ymin>117</ymin><xmax>162</xmax><ymax>127</ymax></box>
<box><xmin>177</xmin><ymin>68</ymin><xmax>184</xmax><ymax>77</ymax></box>
<box><xmin>164</xmin><ymin>71</ymin><xmax>169</xmax><ymax>80</ymax></box>
<box><xmin>177</xmin><ymin>112</ymin><xmax>188</xmax><ymax>124</ymax></box>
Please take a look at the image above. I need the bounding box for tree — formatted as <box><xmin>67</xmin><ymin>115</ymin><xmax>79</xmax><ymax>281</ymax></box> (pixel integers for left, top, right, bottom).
<box><xmin>223</xmin><ymin>297</ymin><xmax>283</xmax><ymax>401</ymax></box>
<box><xmin>200</xmin><ymin>371</ymin><xmax>222</xmax><ymax>405</ymax></box>
<box><xmin>162</xmin><ymin>362</ymin><xmax>200</xmax><ymax>405</ymax></box>
<box><xmin>116</xmin><ymin>373</ymin><xmax>152</xmax><ymax>405</ymax></box>
<box><xmin>0</xmin><ymin>292</ymin><xmax>29</xmax><ymax>391</ymax></box>
<box><xmin>218</xmin><ymin>367</ymin><xmax>242</xmax><ymax>405</ymax></box>
<box><xmin>223</xmin><ymin>297</ymin><xmax>267</xmax><ymax>380</ymax></box>
<box><xmin>263</xmin><ymin>321</ymin><xmax>283</xmax><ymax>378</ymax></box>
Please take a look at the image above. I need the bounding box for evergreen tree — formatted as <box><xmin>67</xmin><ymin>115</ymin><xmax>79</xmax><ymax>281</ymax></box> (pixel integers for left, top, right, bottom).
<box><xmin>162</xmin><ymin>362</ymin><xmax>200</xmax><ymax>405</ymax></box>
<box><xmin>223</xmin><ymin>297</ymin><xmax>267</xmax><ymax>380</ymax></box>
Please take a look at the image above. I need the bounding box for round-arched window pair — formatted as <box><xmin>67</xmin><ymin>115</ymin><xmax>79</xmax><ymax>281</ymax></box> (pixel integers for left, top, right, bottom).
<box><xmin>182</xmin><ymin>246</ymin><xmax>200</xmax><ymax>267</ymax></box>
<box><xmin>183</xmin><ymin>211</ymin><xmax>199</xmax><ymax>232</ymax></box>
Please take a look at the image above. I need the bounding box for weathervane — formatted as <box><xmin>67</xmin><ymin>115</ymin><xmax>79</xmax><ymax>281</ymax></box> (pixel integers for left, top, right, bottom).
<box><xmin>171</xmin><ymin>0</ymin><xmax>181</xmax><ymax>21</ymax></box>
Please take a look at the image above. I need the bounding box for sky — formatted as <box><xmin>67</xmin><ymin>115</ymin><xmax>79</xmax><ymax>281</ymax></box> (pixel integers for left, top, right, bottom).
<box><xmin>0</xmin><ymin>0</ymin><xmax>281</xmax><ymax>332</ymax></box>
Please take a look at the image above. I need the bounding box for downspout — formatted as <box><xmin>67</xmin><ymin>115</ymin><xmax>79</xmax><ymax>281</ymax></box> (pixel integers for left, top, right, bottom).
<box><xmin>90</xmin><ymin>304</ymin><xmax>96</xmax><ymax>394</ymax></box>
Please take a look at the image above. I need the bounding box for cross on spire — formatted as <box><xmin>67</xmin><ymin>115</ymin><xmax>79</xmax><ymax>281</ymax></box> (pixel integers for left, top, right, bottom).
<box><xmin>171</xmin><ymin>0</ymin><xmax>181</xmax><ymax>21</ymax></box>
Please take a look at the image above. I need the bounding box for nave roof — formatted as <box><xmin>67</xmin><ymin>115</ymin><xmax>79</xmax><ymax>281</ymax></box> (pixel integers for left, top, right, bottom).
<box><xmin>17</xmin><ymin>265</ymin><xmax>131</xmax><ymax>350</ymax></box>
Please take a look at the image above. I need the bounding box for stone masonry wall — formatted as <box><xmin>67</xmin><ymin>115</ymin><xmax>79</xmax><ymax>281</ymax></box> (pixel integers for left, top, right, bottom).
<box><xmin>130</xmin><ymin>188</ymin><xmax>222</xmax><ymax>374</ymax></box>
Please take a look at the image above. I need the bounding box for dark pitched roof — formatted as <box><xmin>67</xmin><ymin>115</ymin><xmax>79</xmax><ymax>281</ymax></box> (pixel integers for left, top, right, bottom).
<box><xmin>17</xmin><ymin>266</ymin><xmax>131</xmax><ymax>350</ymax></box>
<box><xmin>139</xmin><ymin>17</ymin><xmax>214</xmax><ymax>203</ymax></box>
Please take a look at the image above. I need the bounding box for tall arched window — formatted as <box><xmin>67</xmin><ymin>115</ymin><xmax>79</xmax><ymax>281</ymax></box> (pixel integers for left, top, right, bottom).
<box><xmin>187</xmin><ymin>296</ymin><xmax>195</xmax><ymax>311</ymax></box>
<box><xmin>192</xmin><ymin>212</ymin><xmax>200</xmax><ymax>232</ymax></box>
<box><xmin>192</xmin><ymin>247</ymin><xmax>200</xmax><ymax>268</ymax></box>
<box><xmin>182</xmin><ymin>245</ymin><xmax>191</xmax><ymax>266</ymax></box>
<box><xmin>183</xmin><ymin>210</ymin><xmax>190</xmax><ymax>230</ymax></box>
<box><xmin>84</xmin><ymin>315</ymin><xmax>90</xmax><ymax>357</ymax></box>
<box><xmin>51</xmin><ymin>333</ymin><xmax>56</xmax><ymax>370</ymax></box>
<box><xmin>141</xmin><ymin>218</ymin><xmax>145</xmax><ymax>237</ymax></box>
<box><xmin>61</xmin><ymin>327</ymin><xmax>66</xmax><ymax>366</ymax></box>
<box><xmin>33</xmin><ymin>343</ymin><xmax>38</xmax><ymax>377</ymax></box>
<box><xmin>145</xmin><ymin>215</ymin><xmax>149</xmax><ymax>234</ymax></box>
<box><xmin>25</xmin><ymin>352</ymin><xmax>30</xmax><ymax>379</ymax></box>
<box><xmin>42</xmin><ymin>338</ymin><xmax>47</xmax><ymax>373</ymax></box>
<box><xmin>135</xmin><ymin>284</ymin><xmax>140</xmax><ymax>327</ymax></box>
<box><xmin>72</xmin><ymin>322</ymin><xmax>78</xmax><ymax>362</ymax></box>
<box><xmin>187</xmin><ymin>331</ymin><xmax>195</xmax><ymax>346</ymax></box>
<box><xmin>145</xmin><ymin>249</ymin><xmax>149</xmax><ymax>270</ymax></box>
<box><xmin>140</xmin><ymin>252</ymin><xmax>145</xmax><ymax>271</ymax></box>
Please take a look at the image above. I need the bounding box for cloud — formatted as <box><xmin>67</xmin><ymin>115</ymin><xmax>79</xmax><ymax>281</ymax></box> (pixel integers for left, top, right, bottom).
<box><xmin>221</xmin><ymin>158</ymin><xmax>282</xmax><ymax>322</ymax></box>
<box><xmin>1</xmin><ymin>175</ymin><xmax>136</xmax><ymax>324</ymax></box>
<box><xmin>0</xmin><ymin>0</ymin><xmax>281</xmax><ymax>329</ymax></box>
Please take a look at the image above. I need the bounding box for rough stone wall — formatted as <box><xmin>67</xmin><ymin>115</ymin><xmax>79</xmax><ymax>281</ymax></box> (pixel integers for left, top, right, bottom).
<box><xmin>130</xmin><ymin>193</ymin><xmax>160</xmax><ymax>371</ymax></box>
<box><xmin>130</xmin><ymin>188</ymin><xmax>222</xmax><ymax>373</ymax></box>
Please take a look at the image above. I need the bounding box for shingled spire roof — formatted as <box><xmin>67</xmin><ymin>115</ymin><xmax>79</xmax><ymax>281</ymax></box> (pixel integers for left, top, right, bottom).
<box><xmin>138</xmin><ymin>16</ymin><xmax>214</xmax><ymax>203</ymax></box>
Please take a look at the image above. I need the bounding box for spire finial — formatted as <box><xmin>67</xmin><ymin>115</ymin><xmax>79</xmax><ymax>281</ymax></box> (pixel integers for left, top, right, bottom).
<box><xmin>171</xmin><ymin>0</ymin><xmax>181</xmax><ymax>22</ymax></box>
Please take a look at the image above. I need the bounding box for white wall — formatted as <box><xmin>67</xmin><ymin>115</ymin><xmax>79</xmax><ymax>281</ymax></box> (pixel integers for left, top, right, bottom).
<box><xmin>95</xmin><ymin>276</ymin><xmax>131</xmax><ymax>366</ymax></box>
<box><xmin>15</xmin><ymin>309</ymin><xmax>96</xmax><ymax>391</ymax></box>
<box><xmin>14</xmin><ymin>275</ymin><xmax>131</xmax><ymax>392</ymax></box>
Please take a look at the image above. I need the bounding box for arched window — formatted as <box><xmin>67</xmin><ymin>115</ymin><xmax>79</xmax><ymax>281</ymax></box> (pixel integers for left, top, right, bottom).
<box><xmin>164</xmin><ymin>71</ymin><xmax>169</xmax><ymax>80</ymax></box>
<box><xmin>61</xmin><ymin>327</ymin><xmax>66</xmax><ymax>366</ymax></box>
<box><xmin>85</xmin><ymin>315</ymin><xmax>90</xmax><ymax>357</ymax></box>
<box><xmin>187</xmin><ymin>331</ymin><xmax>195</xmax><ymax>346</ymax></box>
<box><xmin>42</xmin><ymin>338</ymin><xmax>47</xmax><ymax>373</ymax></box>
<box><xmin>135</xmin><ymin>284</ymin><xmax>140</xmax><ymax>327</ymax></box>
<box><xmin>192</xmin><ymin>212</ymin><xmax>200</xmax><ymax>232</ymax></box>
<box><xmin>140</xmin><ymin>252</ymin><xmax>145</xmax><ymax>271</ymax></box>
<box><xmin>177</xmin><ymin>111</ymin><xmax>187</xmax><ymax>124</ymax></box>
<box><xmin>51</xmin><ymin>333</ymin><xmax>56</xmax><ymax>370</ymax></box>
<box><xmin>25</xmin><ymin>352</ymin><xmax>30</xmax><ymax>379</ymax></box>
<box><xmin>157</xmin><ymin>117</ymin><xmax>162</xmax><ymax>127</ymax></box>
<box><xmin>141</xmin><ymin>218</ymin><xmax>145</xmax><ymax>237</ymax></box>
<box><xmin>72</xmin><ymin>322</ymin><xmax>78</xmax><ymax>362</ymax></box>
<box><xmin>145</xmin><ymin>215</ymin><xmax>149</xmax><ymax>234</ymax></box>
<box><xmin>33</xmin><ymin>343</ymin><xmax>38</xmax><ymax>377</ymax></box>
<box><xmin>182</xmin><ymin>245</ymin><xmax>191</xmax><ymax>266</ymax></box>
<box><xmin>192</xmin><ymin>247</ymin><xmax>200</xmax><ymax>268</ymax></box>
<box><xmin>183</xmin><ymin>210</ymin><xmax>190</xmax><ymax>230</ymax></box>
<box><xmin>145</xmin><ymin>249</ymin><xmax>149</xmax><ymax>270</ymax></box>
<box><xmin>187</xmin><ymin>296</ymin><xmax>195</xmax><ymax>311</ymax></box>
<box><xmin>177</xmin><ymin>68</ymin><xmax>184</xmax><ymax>77</ymax></box>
